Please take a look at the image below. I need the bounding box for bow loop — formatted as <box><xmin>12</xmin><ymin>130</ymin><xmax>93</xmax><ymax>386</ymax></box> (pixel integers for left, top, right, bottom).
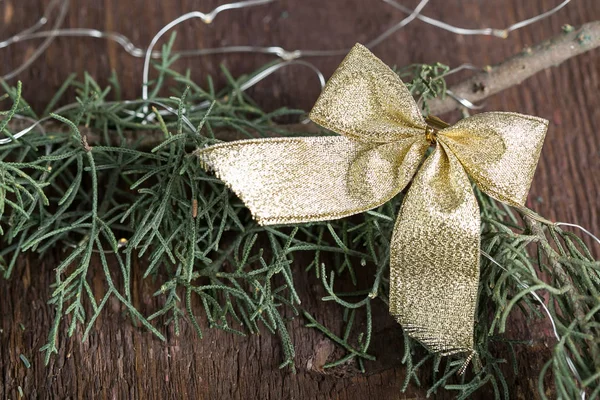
<box><xmin>309</xmin><ymin>44</ymin><xmax>427</xmax><ymax>144</ymax></box>
<box><xmin>438</xmin><ymin>112</ymin><xmax>548</xmax><ymax>206</ymax></box>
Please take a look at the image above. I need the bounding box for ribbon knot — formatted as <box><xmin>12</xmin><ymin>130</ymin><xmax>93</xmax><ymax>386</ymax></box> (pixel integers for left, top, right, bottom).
<box><xmin>195</xmin><ymin>43</ymin><xmax>548</xmax><ymax>355</ymax></box>
<box><xmin>424</xmin><ymin>125</ymin><xmax>438</xmax><ymax>144</ymax></box>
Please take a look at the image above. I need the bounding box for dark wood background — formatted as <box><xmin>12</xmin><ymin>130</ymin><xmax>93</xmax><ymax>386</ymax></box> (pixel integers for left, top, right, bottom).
<box><xmin>1</xmin><ymin>0</ymin><xmax>599</xmax><ymax>398</ymax></box>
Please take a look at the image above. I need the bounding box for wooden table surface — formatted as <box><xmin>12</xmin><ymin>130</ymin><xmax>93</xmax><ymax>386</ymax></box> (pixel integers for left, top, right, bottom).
<box><xmin>1</xmin><ymin>0</ymin><xmax>599</xmax><ymax>398</ymax></box>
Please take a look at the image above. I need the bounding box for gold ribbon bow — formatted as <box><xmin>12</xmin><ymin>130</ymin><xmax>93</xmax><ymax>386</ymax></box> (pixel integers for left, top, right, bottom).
<box><xmin>196</xmin><ymin>44</ymin><xmax>548</xmax><ymax>354</ymax></box>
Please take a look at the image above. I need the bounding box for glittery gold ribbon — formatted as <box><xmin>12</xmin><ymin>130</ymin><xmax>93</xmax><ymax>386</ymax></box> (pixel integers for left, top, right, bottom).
<box><xmin>195</xmin><ymin>44</ymin><xmax>548</xmax><ymax>354</ymax></box>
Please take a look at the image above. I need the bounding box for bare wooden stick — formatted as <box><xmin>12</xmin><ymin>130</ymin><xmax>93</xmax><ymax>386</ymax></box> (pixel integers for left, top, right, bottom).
<box><xmin>428</xmin><ymin>21</ymin><xmax>600</xmax><ymax>115</ymax></box>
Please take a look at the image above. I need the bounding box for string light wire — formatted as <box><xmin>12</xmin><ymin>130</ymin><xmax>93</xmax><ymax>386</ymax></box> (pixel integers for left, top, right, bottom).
<box><xmin>383</xmin><ymin>0</ymin><xmax>571</xmax><ymax>38</ymax></box>
<box><xmin>1</xmin><ymin>0</ymin><xmax>572</xmax><ymax>81</ymax></box>
<box><xmin>555</xmin><ymin>222</ymin><xmax>600</xmax><ymax>247</ymax></box>
<box><xmin>1</xmin><ymin>0</ymin><xmax>69</xmax><ymax>81</ymax></box>
<box><xmin>481</xmin><ymin>250</ymin><xmax>585</xmax><ymax>400</ymax></box>
<box><xmin>366</xmin><ymin>0</ymin><xmax>430</xmax><ymax>48</ymax></box>
<box><xmin>0</xmin><ymin>0</ymin><xmax>572</xmax><ymax>115</ymax></box>
<box><xmin>141</xmin><ymin>0</ymin><xmax>277</xmax><ymax>102</ymax></box>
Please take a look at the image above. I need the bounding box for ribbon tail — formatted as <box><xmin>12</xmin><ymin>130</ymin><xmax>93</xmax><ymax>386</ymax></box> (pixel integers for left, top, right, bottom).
<box><xmin>196</xmin><ymin>135</ymin><xmax>427</xmax><ymax>225</ymax></box>
<box><xmin>389</xmin><ymin>143</ymin><xmax>480</xmax><ymax>354</ymax></box>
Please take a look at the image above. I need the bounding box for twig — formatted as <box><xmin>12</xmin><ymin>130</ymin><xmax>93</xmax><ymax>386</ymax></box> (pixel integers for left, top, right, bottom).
<box><xmin>428</xmin><ymin>21</ymin><xmax>600</xmax><ymax>115</ymax></box>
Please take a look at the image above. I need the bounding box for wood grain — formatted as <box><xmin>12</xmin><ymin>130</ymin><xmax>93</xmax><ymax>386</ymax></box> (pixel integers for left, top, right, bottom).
<box><xmin>1</xmin><ymin>0</ymin><xmax>599</xmax><ymax>398</ymax></box>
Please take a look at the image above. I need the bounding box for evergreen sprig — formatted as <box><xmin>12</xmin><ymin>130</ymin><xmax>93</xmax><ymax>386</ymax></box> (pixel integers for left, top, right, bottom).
<box><xmin>394</xmin><ymin>62</ymin><xmax>451</xmax><ymax>114</ymax></box>
<box><xmin>1</xmin><ymin>35</ymin><xmax>598</xmax><ymax>398</ymax></box>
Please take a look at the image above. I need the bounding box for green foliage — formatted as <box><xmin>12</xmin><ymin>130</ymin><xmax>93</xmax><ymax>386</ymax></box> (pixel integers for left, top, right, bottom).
<box><xmin>1</xmin><ymin>38</ymin><xmax>599</xmax><ymax>398</ymax></box>
<box><xmin>394</xmin><ymin>62</ymin><xmax>450</xmax><ymax>114</ymax></box>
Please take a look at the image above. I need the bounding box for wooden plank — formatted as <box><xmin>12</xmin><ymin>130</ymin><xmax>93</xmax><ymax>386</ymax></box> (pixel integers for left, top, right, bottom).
<box><xmin>1</xmin><ymin>0</ymin><xmax>598</xmax><ymax>398</ymax></box>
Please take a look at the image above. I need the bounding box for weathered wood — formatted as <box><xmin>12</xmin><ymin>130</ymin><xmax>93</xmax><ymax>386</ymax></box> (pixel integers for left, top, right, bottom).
<box><xmin>1</xmin><ymin>0</ymin><xmax>599</xmax><ymax>398</ymax></box>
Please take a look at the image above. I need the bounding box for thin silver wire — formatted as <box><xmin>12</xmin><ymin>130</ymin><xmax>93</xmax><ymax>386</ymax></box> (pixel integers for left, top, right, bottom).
<box><xmin>0</xmin><ymin>0</ymin><xmax>572</xmax><ymax>112</ymax></box>
<box><xmin>3</xmin><ymin>58</ymin><xmax>326</xmax><ymax>143</ymax></box>
<box><xmin>366</xmin><ymin>0</ymin><xmax>430</xmax><ymax>48</ymax></box>
<box><xmin>9</xmin><ymin>0</ymin><xmax>63</xmax><ymax>37</ymax></box>
<box><xmin>0</xmin><ymin>0</ymin><xmax>576</xmax><ymax>136</ymax></box>
<box><xmin>0</xmin><ymin>0</ymin><xmax>436</xmax><ymax>71</ymax></box>
<box><xmin>506</xmin><ymin>0</ymin><xmax>571</xmax><ymax>33</ymax></box>
<box><xmin>0</xmin><ymin>28</ymin><xmax>339</xmax><ymax>60</ymax></box>
<box><xmin>0</xmin><ymin>116</ymin><xmax>52</xmax><ymax>145</ymax></box>
<box><xmin>555</xmin><ymin>222</ymin><xmax>600</xmax><ymax>247</ymax></box>
<box><xmin>9</xmin><ymin>114</ymin><xmax>52</xmax><ymax>155</ymax></box>
<box><xmin>384</xmin><ymin>0</ymin><xmax>571</xmax><ymax>38</ymax></box>
<box><xmin>1</xmin><ymin>0</ymin><xmax>325</xmax><ymax>142</ymax></box>
<box><xmin>141</xmin><ymin>0</ymin><xmax>277</xmax><ymax>102</ymax></box>
<box><xmin>187</xmin><ymin>59</ymin><xmax>326</xmax><ymax>113</ymax></box>
<box><xmin>1</xmin><ymin>0</ymin><xmax>573</xmax><ymax>65</ymax></box>
<box><xmin>481</xmin><ymin>250</ymin><xmax>585</xmax><ymax>400</ymax></box>
<box><xmin>0</xmin><ymin>29</ymin><xmax>157</xmax><ymax>57</ymax></box>
<box><xmin>446</xmin><ymin>89</ymin><xmax>485</xmax><ymax>110</ymax></box>
<box><xmin>0</xmin><ymin>100</ymin><xmax>195</xmax><ymax>144</ymax></box>
<box><xmin>439</xmin><ymin>63</ymin><xmax>481</xmax><ymax>77</ymax></box>
<box><xmin>1</xmin><ymin>0</ymin><xmax>69</xmax><ymax>80</ymax></box>
<box><xmin>137</xmin><ymin>0</ymin><xmax>429</xmax><ymax>108</ymax></box>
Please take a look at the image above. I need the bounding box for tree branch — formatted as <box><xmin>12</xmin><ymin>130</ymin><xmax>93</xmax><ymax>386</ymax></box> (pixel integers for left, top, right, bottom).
<box><xmin>428</xmin><ymin>21</ymin><xmax>600</xmax><ymax>115</ymax></box>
